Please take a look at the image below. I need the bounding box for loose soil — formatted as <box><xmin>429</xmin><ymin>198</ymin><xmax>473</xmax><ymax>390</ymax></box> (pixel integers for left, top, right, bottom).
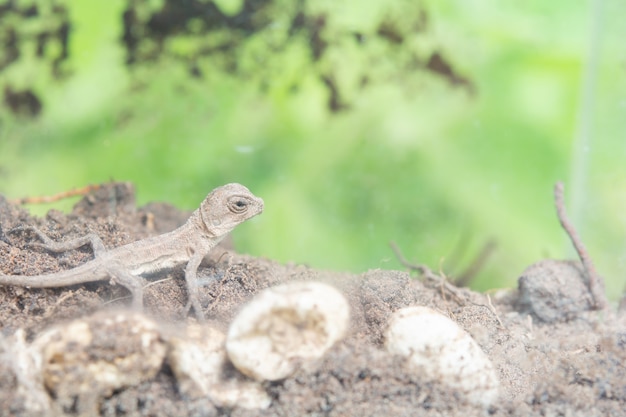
<box><xmin>1</xmin><ymin>183</ymin><xmax>625</xmax><ymax>417</ymax></box>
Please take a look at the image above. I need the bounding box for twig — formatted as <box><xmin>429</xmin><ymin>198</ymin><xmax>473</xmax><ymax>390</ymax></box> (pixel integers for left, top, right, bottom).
<box><xmin>390</xmin><ymin>241</ymin><xmax>466</xmax><ymax>305</ymax></box>
<box><xmin>485</xmin><ymin>294</ymin><xmax>504</xmax><ymax>328</ymax></box>
<box><xmin>389</xmin><ymin>241</ymin><xmax>430</xmax><ymax>275</ymax></box>
<box><xmin>554</xmin><ymin>182</ymin><xmax>607</xmax><ymax>310</ymax></box>
<box><xmin>454</xmin><ymin>239</ymin><xmax>496</xmax><ymax>287</ymax></box>
<box><xmin>445</xmin><ymin>230</ymin><xmax>470</xmax><ymax>273</ymax></box>
<box><xmin>9</xmin><ymin>184</ymin><xmax>105</xmax><ymax>205</ymax></box>
<box><xmin>215</xmin><ymin>251</ymin><xmax>232</xmax><ymax>265</ymax></box>
<box><xmin>437</xmin><ymin>258</ymin><xmax>465</xmax><ymax>315</ymax></box>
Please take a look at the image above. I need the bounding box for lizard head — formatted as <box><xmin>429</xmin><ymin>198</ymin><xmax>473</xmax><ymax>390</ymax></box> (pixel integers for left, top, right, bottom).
<box><xmin>199</xmin><ymin>183</ymin><xmax>264</xmax><ymax>237</ymax></box>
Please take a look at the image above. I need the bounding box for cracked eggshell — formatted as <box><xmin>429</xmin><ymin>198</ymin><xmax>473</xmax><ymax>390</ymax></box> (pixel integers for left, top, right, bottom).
<box><xmin>226</xmin><ymin>281</ymin><xmax>349</xmax><ymax>381</ymax></box>
<box><xmin>385</xmin><ymin>306</ymin><xmax>499</xmax><ymax>407</ymax></box>
<box><xmin>0</xmin><ymin>329</ymin><xmax>50</xmax><ymax>416</ymax></box>
<box><xmin>33</xmin><ymin>311</ymin><xmax>166</xmax><ymax>400</ymax></box>
<box><xmin>168</xmin><ymin>324</ymin><xmax>270</xmax><ymax>410</ymax></box>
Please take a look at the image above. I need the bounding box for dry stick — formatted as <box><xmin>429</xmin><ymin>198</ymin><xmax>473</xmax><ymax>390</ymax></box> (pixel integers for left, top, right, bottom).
<box><xmin>389</xmin><ymin>241</ymin><xmax>431</xmax><ymax>275</ymax></box>
<box><xmin>455</xmin><ymin>239</ymin><xmax>497</xmax><ymax>287</ymax></box>
<box><xmin>554</xmin><ymin>182</ymin><xmax>608</xmax><ymax>310</ymax></box>
<box><xmin>390</xmin><ymin>241</ymin><xmax>466</xmax><ymax>305</ymax></box>
<box><xmin>445</xmin><ymin>230</ymin><xmax>470</xmax><ymax>274</ymax></box>
<box><xmin>390</xmin><ymin>242</ymin><xmax>510</xmax><ymax>323</ymax></box>
<box><xmin>9</xmin><ymin>184</ymin><xmax>105</xmax><ymax>205</ymax></box>
<box><xmin>485</xmin><ymin>294</ymin><xmax>504</xmax><ymax>328</ymax></box>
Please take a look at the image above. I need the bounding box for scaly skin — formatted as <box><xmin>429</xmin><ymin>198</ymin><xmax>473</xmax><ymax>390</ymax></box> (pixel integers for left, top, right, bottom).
<box><xmin>0</xmin><ymin>183</ymin><xmax>264</xmax><ymax>321</ymax></box>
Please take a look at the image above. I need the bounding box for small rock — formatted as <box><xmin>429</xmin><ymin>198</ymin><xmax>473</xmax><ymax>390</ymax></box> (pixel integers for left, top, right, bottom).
<box><xmin>168</xmin><ymin>323</ymin><xmax>271</xmax><ymax>410</ymax></box>
<box><xmin>517</xmin><ymin>259</ymin><xmax>594</xmax><ymax>322</ymax></box>
<box><xmin>226</xmin><ymin>281</ymin><xmax>350</xmax><ymax>381</ymax></box>
<box><xmin>385</xmin><ymin>306</ymin><xmax>499</xmax><ymax>407</ymax></box>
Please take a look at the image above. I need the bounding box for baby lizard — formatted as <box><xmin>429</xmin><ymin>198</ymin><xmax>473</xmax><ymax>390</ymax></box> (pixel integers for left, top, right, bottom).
<box><xmin>0</xmin><ymin>183</ymin><xmax>264</xmax><ymax>320</ymax></box>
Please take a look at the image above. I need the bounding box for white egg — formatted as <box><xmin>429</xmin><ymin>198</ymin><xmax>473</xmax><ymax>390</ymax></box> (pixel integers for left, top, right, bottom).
<box><xmin>385</xmin><ymin>306</ymin><xmax>499</xmax><ymax>407</ymax></box>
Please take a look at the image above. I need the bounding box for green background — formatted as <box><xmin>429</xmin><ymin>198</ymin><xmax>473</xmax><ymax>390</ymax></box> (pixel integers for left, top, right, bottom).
<box><xmin>1</xmin><ymin>0</ymin><xmax>625</xmax><ymax>299</ymax></box>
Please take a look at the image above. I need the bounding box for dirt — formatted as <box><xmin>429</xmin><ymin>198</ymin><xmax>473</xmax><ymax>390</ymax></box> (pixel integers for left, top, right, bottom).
<box><xmin>0</xmin><ymin>183</ymin><xmax>625</xmax><ymax>417</ymax></box>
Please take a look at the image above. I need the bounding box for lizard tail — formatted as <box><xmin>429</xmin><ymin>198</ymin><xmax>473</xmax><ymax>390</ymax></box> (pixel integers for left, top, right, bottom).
<box><xmin>0</xmin><ymin>262</ymin><xmax>107</xmax><ymax>288</ymax></box>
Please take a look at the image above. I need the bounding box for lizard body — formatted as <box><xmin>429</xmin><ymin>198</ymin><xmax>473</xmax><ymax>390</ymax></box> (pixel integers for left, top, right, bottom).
<box><xmin>0</xmin><ymin>183</ymin><xmax>264</xmax><ymax>320</ymax></box>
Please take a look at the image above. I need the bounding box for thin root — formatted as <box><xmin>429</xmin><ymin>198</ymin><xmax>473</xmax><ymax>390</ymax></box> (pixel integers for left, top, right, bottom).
<box><xmin>390</xmin><ymin>241</ymin><xmax>466</xmax><ymax>305</ymax></box>
<box><xmin>554</xmin><ymin>182</ymin><xmax>607</xmax><ymax>310</ymax></box>
<box><xmin>103</xmin><ymin>279</ymin><xmax>173</xmax><ymax>306</ymax></box>
<box><xmin>454</xmin><ymin>239</ymin><xmax>496</xmax><ymax>287</ymax></box>
<box><xmin>9</xmin><ymin>184</ymin><xmax>106</xmax><ymax>205</ymax></box>
<box><xmin>485</xmin><ymin>294</ymin><xmax>504</xmax><ymax>328</ymax></box>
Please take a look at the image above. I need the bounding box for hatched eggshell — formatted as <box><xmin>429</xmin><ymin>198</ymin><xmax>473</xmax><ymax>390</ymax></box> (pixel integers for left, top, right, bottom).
<box><xmin>33</xmin><ymin>311</ymin><xmax>166</xmax><ymax>403</ymax></box>
<box><xmin>385</xmin><ymin>306</ymin><xmax>499</xmax><ymax>407</ymax></box>
<box><xmin>168</xmin><ymin>324</ymin><xmax>270</xmax><ymax>410</ymax></box>
<box><xmin>226</xmin><ymin>281</ymin><xmax>349</xmax><ymax>381</ymax></box>
<box><xmin>0</xmin><ymin>329</ymin><xmax>50</xmax><ymax>415</ymax></box>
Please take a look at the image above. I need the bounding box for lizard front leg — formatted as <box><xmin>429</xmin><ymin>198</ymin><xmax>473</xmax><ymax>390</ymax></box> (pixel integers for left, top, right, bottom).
<box><xmin>9</xmin><ymin>226</ymin><xmax>107</xmax><ymax>257</ymax></box>
<box><xmin>183</xmin><ymin>252</ymin><xmax>206</xmax><ymax>321</ymax></box>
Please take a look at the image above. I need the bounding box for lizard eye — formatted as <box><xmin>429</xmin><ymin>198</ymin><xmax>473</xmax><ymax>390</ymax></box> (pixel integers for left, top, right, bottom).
<box><xmin>228</xmin><ymin>197</ymin><xmax>249</xmax><ymax>214</ymax></box>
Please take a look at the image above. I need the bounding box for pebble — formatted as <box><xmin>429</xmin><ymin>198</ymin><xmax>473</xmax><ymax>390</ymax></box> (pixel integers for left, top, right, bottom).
<box><xmin>517</xmin><ymin>259</ymin><xmax>594</xmax><ymax>322</ymax></box>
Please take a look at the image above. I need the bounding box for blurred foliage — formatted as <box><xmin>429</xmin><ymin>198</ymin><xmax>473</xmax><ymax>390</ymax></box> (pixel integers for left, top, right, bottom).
<box><xmin>0</xmin><ymin>0</ymin><xmax>625</xmax><ymax>299</ymax></box>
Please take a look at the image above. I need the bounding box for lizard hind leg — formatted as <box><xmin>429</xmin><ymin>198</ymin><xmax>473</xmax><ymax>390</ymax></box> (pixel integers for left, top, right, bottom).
<box><xmin>9</xmin><ymin>226</ymin><xmax>107</xmax><ymax>257</ymax></box>
<box><xmin>106</xmin><ymin>265</ymin><xmax>145</xmax><ymax>311</ymax></box>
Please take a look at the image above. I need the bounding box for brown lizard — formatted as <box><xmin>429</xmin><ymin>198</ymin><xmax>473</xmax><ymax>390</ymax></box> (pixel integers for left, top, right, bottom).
<box><xmin>0</xmin><ymin>183</ymin><xmax>264</xmax><ymax>320</ymax></box>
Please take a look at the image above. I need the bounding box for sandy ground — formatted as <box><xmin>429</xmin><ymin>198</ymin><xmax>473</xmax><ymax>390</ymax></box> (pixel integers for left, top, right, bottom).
<box><xmin>1</xmin><ymin>183</ymin><xmax>625</xmax><ymax>417</ymax></box>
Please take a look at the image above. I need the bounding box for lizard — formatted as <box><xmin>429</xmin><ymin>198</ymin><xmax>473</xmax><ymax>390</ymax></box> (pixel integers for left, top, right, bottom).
<box><xmin>0</xmin><ymin>183</ymin><xmax>264</xmax><ymax>321</ymax></box>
